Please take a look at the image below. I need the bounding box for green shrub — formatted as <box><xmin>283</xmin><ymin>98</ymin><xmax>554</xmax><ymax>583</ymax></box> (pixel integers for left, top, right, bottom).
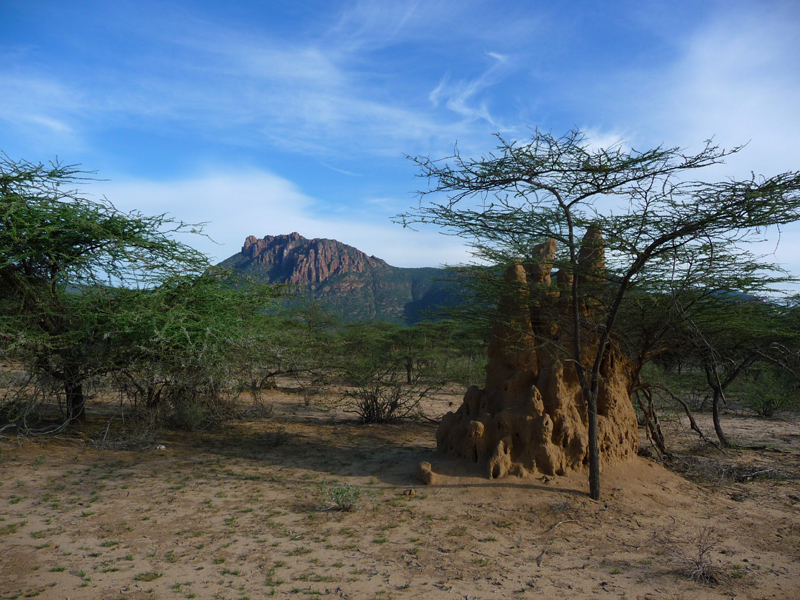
<box><xmin>320</xmin><ymin>483</ymin><xmax>362</xmax><ymax>512</ymax></box>
<box><xmin>736</xmin><ymin>368</ymin><xmax>797</xmax><ymax>417</ymax></box>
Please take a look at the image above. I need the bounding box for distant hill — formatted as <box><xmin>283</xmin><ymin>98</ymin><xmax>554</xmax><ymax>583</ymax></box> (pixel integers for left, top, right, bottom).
<box><xmin>217</xmin><ymin>232</ymin><xmax>456</xmax><ymax>324</ymax></box>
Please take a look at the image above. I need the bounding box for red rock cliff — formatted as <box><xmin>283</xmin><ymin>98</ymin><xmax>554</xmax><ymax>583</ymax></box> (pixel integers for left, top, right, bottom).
<box><xmin>241</xmin><ymin>232</ymin><xmax>387</xmax><ymax>285</ymax></box>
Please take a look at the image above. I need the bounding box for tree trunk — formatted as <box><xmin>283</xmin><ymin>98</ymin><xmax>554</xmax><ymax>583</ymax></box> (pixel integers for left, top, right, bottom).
<box><xmin>65</xmin><ymin>379</ymin><xmax>86</xmax><ymax>423</ymax></box>
<box><xmin>711</xmin><ymin>388</ymin><xmax>730</xmax><ymax>447</ymax></box>
<box><xmin>704</xmin><ymin>362</ymin><xmax>731</xmax><ymax>448</ymax></box>
<box><xmin>586</xmin><ymin>390</ymin><xmax>601</xmax><ymax>500</ymax></box>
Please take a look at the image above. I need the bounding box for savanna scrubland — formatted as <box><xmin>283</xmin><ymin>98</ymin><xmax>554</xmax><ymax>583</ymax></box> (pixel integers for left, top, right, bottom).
<box><xmin>3</xmin><ymin>131</ymin><xmax>800</xmax><ymax>599</ymax></box>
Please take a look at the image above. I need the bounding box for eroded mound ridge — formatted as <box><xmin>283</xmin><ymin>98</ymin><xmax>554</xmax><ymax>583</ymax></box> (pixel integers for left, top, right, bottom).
<box><xmin>437</xmin><ymin>232</ymin><xmax>639</xmax><ymax>479</ymax></box>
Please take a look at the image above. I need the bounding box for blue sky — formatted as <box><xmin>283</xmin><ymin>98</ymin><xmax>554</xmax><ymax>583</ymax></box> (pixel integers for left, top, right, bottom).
<box><xmin>2</xmin><ymin>0</ymin><xmax>799</xmax><ymax>273</ymax></box>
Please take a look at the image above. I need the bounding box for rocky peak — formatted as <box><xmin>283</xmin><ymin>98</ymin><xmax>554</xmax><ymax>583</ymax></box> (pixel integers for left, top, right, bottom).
<box><xmin>239</xmin><ymin>232</ymin><xmax>388</xmax><ymax>285</ymax></box>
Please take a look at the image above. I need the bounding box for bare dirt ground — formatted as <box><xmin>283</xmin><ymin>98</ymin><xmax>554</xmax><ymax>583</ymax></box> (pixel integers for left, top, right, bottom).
<box><xmin>1</xmin><ymin>385</ymin><xmax>799</xmax><ymax>600</ymax></box>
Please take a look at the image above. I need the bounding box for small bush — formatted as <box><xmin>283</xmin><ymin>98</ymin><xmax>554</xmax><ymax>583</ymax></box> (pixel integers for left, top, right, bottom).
<box><xmin>263</xmin><ymin>427</ymin><xmax>290</xmax><ymax>448</ymax></box>
<box><xmin>320</xmin><ymin>483</ymin><xmax>362</xmax><ymax>512</ymax></box>
<box><xmin>344</xmin><ymin>365</ymin><xmax>440</xmax><ymax>423</ymax></box>
<box><xmin>171</xmin><ymin>401</ymin><xmax>209</xmax><ymax>432</ymax></box>
<box><xmin>662</xmin><ymin>526</ymin><xmax>724</xmax><ymax>584</ymax></box>
<box><xmin>681</xmin><ymin>527</ymin><xmax>724</xmax><ymax>584</ymax></box>
<box><xmin>736</xmin><ymin>368</ymin><xmax>797</xmax><ymax>417</ymax></box>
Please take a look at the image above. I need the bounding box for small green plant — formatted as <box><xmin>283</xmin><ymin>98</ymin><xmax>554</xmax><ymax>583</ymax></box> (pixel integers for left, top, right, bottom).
<box><xmin>737</xmin><ymin>367</ymin><xmax>797</xmax><ymax>417</ymax></box>
<box><xmin>321</xmin><ymin>483</ymin><xmax>362</xmax><ymax>512</ymax></box>
<box><xmin>0</xmin><ymin>521</ymin><xmax>27</xmax><ymax>535</ymax></box>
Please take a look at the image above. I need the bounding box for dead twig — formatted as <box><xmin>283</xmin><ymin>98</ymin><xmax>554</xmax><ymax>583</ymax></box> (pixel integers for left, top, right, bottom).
<box><xmin>535</xmin><ymin>549</ymin><xmax>546</xmax><ymax>567</ymax></box>
<box><xmin>546</xmin><ymin>519</ymin><xmax>578</xmax><ymax>532</ymax></box>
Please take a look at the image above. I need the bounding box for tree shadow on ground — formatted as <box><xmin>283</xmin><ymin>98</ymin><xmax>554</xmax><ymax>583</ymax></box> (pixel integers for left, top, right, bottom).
<box><xmin>158</xmin><ymin>420</ymin><xmax>589</xmax><ymax>500</ymax></box>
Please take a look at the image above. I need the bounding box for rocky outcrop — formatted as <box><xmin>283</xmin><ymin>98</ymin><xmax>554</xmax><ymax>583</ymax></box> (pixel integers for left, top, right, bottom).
<box><xmin>241</xmin><ymin>233</ymin><xmax>388</xmax><ymax>285</ymax></box>
<box><xmin>437</xmin><ymin>230</ymin><xmax>639</xmax><ymax>479</ymax></box>
<box><xmin>218</xmin><ymin>233</ymin><xmax>456</xmax><ymax>324</ymax></box>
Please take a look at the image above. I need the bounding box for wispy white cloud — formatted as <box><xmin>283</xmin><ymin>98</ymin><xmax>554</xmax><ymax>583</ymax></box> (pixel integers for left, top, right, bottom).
<box><xmin>1</xmin><ymin>0</ymin><xmax>542</xmax><ymax>162</ymax></box>
<box><xmin>428</xmin><ymin>52</ymin><xmax>513</xmax><ymax>127</ymax></box>
<box><xmin>328</xmin><ymin>0</ymin><xmax>422</xmax><ymax>51</ymax></box>
<box><xmin>94</xmin><ymin>170</ymin><xmax>318</xmax><ymax>263</ymax></box>
<box><xmin>578</xmin><ymin>127</ymin><xmax>630</xmax><ymax>153</ymax></box>
<box><xmin>560</xmin><ymin>4</ymin><xmax>800</xmax><ymax>277</ymax></box>
<box><xmin>654</xmin><ymin>4</ymin><xmax>800</xmax><ymax>276</ymax></box>
<box><xmin>320</xmin><ymin>163</ymin><xmax>362</xmax><ymax>177</ymax></box>
<box><xmin>0</xmin><ymin>26</ymin><xmax>483</xmax><ymax>160</ymax></box>
<box><xmin>626</xmin><ymin>4</ymin><xmax>800</xmax><ymax>176</ymax></box>
<box><xmin>0</xmin><ymin>72</ymin><xmax>87</xmax><ymax>151</ymax></box>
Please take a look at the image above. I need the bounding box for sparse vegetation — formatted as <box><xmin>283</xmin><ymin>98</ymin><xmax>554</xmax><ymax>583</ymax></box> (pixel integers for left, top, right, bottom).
<box><xmin>0</xmin><ymin>141</ymin><xmax>799</xmax><ymax>600</ymax></box>
<box><xmin>664</xmin><ymin>526</ymin><xmax>725</xmax><ymax>584</ymax></box>
<box><xmin>320</xmin><ymin>482</ymin><xmax>363</xmax><ymax>512</ymax></box>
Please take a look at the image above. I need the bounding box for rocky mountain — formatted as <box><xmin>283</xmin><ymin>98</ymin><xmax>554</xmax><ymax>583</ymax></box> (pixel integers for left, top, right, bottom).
<box><xmin>218</xmin><ymin>232</ymin><xmax>455</xmax><ymax>323</ymax></box>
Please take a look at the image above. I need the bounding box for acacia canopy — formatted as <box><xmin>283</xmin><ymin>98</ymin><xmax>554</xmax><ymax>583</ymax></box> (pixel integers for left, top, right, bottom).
<box><xmin>0</xmin><ymin>155</ymin><xmax>272</xmax><ymax>427</ymax></box>
<box><xmin>398</xmin><ymin>129</ymin><xmax>800</xmax><ymax>499</ymax></box>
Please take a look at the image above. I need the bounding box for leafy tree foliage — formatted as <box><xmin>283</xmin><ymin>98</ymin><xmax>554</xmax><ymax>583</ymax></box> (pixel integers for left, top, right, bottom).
<box><xmin>334</xmin><ymin>319</ymin><xmax>486</xmax><ymax>423</ymax></box>
<box><xmin>0</xmin><ymin>155</ymin><xmax>278</xmax><ymax>430</ymax></box>
<box><xmin>618</xmin><ymin>287</ymin><xmax>800</xmax><ymax>450</ymax></box>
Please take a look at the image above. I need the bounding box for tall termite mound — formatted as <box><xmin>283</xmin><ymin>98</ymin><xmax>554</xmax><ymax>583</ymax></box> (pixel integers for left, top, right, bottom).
<box><xmin>437</xmin><ymin>230</ymin><xmax>639</xmax><ymax>479</ymax></box>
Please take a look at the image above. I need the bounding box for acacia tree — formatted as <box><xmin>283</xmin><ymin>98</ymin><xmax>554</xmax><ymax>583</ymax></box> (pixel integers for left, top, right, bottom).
<box><xmin>397</xmin><ymin>129</ymin><xmax>800</xmax><ymax>500</ymax></box>
<box><xmin>102</xmin><ymin>271</ymin><xmax>283</xmax><ymax>428</ymax></box>
<box><xmin>670</xmin><ymin>292</ymin><xmax>800</xmax><ymax>443</ymax></box>
<box><xmin>614</xmin><ymin>280</ymin><xmax>798</xmax><ymax>453</ymax></box>
<box><xmin>1</xmin><ymin>155</ymin><xmax>208</xmax><ymax>424</ymax></box>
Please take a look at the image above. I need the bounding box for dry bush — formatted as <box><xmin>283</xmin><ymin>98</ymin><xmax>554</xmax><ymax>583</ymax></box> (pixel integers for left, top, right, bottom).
<box><xmin>260</xmin><ymin>426</ymin><xmax>290</xmax><ymax>449</ymax></box>
<box><xmin>660</xmin><ymin>526</ymin><xmax>725</xmax><ymax>584</ymax></box>
<box><xmin>666</xmin><ymin>455</ymin><xmax>792</xmax><ymax>486</ymax></box>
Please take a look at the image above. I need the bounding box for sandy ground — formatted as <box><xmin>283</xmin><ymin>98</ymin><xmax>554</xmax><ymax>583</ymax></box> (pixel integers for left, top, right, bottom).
<box><xmin>1</xmin><ymin>386</ymin><xmax>799</xmax><ymax>600</ymax></box>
